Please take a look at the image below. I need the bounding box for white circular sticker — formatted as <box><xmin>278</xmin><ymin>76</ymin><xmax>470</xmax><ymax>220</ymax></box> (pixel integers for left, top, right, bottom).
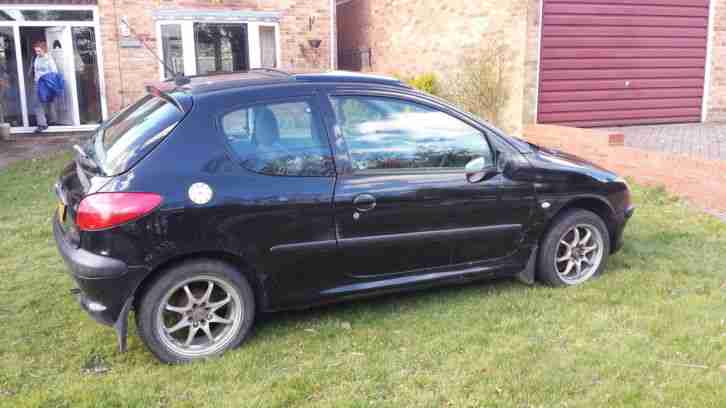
<box><xmin>188</xmin><ymin>182</ymin><xmax>213</xmax><ymax>205</ymax></box>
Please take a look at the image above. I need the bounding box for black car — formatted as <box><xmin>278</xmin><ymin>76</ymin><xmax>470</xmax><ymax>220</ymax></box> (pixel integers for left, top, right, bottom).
<box><xmin>53</xmin><ymin>70</ymin><xmax>634</xmax><ymax>363</ymax></box>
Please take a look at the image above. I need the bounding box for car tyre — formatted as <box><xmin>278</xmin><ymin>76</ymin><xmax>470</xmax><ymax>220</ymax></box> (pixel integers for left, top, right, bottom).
<box><xmin>136</xmin><ymin>259</ymin><xmax>255</xmax><ymax>364</ymax></box>
<box><xmin>537</xmin><ymin>209</ymin><xmax>610</xmax><ymax>287</ymax></box>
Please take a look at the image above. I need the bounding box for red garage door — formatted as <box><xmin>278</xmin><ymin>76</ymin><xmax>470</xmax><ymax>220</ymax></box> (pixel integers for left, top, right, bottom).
<box><xmin>537</xmin><ymin>0</ymin><xmax>710</xmax><ymax>127</ymax></box>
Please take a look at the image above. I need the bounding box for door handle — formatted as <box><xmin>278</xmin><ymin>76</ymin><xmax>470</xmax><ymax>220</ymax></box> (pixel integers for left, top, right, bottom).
<box><xmin>353</xmin><ymin>194</ymin><xmax>376</xmax><ymax>212</ymax></box>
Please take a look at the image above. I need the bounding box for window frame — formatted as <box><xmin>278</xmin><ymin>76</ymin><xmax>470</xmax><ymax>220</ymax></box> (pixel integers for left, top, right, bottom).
<box><xmin>216</xmin><ymin>95</ymin><xmax>336</xmax><ymax>178</ymax></box>
<box><xmin>193</xmin><ymin>22</ymin><xmax>250</xmax><ymax>76</ymax></box>
<box><xmin>327</xmin><ymin>91</ymin><xmax>497</xmax><ymax>176</ymax></box>
<box><xmin>158</xmin><ymin>23</ymin><xmax>185</xmax><ymax>80</ymax></box>
<box><xmin>155</xmin><ymin>19</ymin><xmax>281</xmax><ymax>80</ymax></box>
<box><xmin>257</xmin><ymin>24</ymin><xmax>279</xmax><ymax>68</ymax></box>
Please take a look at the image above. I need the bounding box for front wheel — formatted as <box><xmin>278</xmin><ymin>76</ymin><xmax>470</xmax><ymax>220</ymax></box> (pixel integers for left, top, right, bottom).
<box><xmin>136</xmin><ymin>259</ymin><xmax>255</xmax><ymax>363</ymax></box>
<box><xmin>537</xmin><ymin>209</ymin><xmax>610</xmax><ymax>287</ymax></box>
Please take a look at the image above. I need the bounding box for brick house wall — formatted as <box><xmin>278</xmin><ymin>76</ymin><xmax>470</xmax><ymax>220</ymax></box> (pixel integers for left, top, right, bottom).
<box><xmin>336</xmin><ymin>0</ymin><xmax>540</xmax><ymax>134</ymax></box>
<box><xmin>338</xmin><ymin>0</ymin><xmax>726</xmax><ymax>132</ymax></box>
<box><xmin>98</xmin><ymin>0</ymin><xmax>334</xmax><ymax>114</ymax></box>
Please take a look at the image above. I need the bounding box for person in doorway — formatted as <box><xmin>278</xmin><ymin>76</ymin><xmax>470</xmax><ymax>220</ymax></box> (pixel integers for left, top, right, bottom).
<box><xmin>28</xmin><ymin>41</ymin><xmax>58</xmax><ymax>133</ymax></box>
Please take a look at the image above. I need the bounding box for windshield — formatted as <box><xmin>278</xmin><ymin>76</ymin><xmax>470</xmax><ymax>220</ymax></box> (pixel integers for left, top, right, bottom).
<box><xmin>90</xmin><ymin>94</ymin><xmax>185</xmax><ymax>176</ymax></box>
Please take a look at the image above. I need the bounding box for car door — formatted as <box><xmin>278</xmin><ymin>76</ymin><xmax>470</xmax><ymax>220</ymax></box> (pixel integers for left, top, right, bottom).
<box><xmin>326</xmin><ymin>92</ymin><xmax>530</xmax><ymax>279</ymax></box>
<box><xmin>216</xmin><ymin>93</ymin><xmax>340</xmax><ymax>307</ymax></box>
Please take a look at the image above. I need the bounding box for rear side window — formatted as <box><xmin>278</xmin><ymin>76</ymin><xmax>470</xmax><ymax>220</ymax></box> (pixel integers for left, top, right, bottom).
<box><xmin>93</xmin><ymin>94</ymin><xmax>185</xmax><ymax>176</ymax></box>
<box><xmin>221</xmin><ymin>100</ymin><xmax>334</xmax><ymax>177</ymax></box>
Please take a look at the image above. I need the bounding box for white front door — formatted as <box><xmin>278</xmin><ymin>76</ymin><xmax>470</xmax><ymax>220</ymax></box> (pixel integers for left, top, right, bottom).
<box><xmin>45</xmin><ymin>26</ymin><xmax>79</xmax><ymax>126</ymax></box>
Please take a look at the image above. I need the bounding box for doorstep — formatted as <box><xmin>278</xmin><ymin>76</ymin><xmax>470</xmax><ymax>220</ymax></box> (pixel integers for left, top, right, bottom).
<box><xmin>9</xmin><ymin>124</ymin><xmax>100</xmax><ymax>135</ymax></box>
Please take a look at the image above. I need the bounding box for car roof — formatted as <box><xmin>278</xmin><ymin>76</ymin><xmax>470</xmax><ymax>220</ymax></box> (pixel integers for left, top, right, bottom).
<box><xmin>163</xmin><ymin>69</ymin><xmax>409</xmax><ymax>95</ymax></box>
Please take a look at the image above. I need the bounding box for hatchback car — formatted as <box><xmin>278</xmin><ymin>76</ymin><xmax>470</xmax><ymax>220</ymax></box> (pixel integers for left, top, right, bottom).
<box><xmin>53</xmin><ymin>70</ymin><xmax>634</xmax><ymax>363</ymax></box>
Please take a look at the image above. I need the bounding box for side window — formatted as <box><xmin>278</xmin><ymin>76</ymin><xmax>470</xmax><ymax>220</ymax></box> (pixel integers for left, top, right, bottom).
<box><xmin>334</xmin><ymin>98</ymin><xmax>384</xmax><ymax>126</ymax></box>
<box><xmin>331</xmin><ymin>96</ymin><xmax>493</xmax><ymax>171</ymax></box>
<box><xmin>221</xmin><ymin>101</ymin><xmax>334</xmax><ymax>177</ymax></box>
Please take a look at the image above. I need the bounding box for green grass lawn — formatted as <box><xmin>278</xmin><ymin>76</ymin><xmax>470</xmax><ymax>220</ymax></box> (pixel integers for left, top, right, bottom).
<box><xmin>1</xmin><ymin>153</ymin><xmax>725</xmax><ymax>407</ymax></box>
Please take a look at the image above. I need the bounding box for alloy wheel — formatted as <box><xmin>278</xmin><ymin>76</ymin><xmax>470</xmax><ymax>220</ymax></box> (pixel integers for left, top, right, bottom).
<box><xmin>156</xmin><ymin>275</ymin><xmax>243</xmax><ymax>358</ymax></box>
<box><xmin>554</xmin><ymin>223</ymin><xmax>605</xmax><ymax>285</ymax></box>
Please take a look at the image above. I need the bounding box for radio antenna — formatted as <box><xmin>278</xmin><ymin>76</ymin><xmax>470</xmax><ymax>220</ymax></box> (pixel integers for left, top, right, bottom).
<box><xmin>119</xmin><ymin>17</ymin><xmax>190</xmax><ymax>86</ymax></box>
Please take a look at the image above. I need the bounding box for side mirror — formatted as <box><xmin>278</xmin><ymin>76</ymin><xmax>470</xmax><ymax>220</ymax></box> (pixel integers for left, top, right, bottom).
<box><xmin>465</xmin><ymin>157</ymin><xmax>498</xmax><ymax>183</ymax></box>
<box><xmin>500</xmin><ymin>153</ymin><xmax>524</xmax><ymax>178</ymax></box>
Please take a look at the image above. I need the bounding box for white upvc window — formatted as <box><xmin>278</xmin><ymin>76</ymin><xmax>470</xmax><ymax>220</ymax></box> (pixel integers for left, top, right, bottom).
<box><xmin>155</xmin><ymin>19</ymin><xmax>280</xmax><ymax>80</ymax></box>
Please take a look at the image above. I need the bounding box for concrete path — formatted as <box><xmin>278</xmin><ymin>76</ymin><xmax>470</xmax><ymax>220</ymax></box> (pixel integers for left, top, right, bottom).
<box><xmin>606</xmin><ymin>123</ymin><xmax>726</xmax><ymax>162</ymax></box>
<box><xmin>0</xmin><ymin>133</ymin><xmax>90</xmax><ymax>170</ymax></box>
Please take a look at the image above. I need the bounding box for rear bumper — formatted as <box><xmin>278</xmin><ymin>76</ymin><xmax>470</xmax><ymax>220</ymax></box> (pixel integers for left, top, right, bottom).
<box><xmin>53</xmin><ymin>215</ymin><xmax>139</xmax><ymax>326</ymax></box>
<box><xmin>611</xmin><ymin>205</ymin><xmax>635</xmax><ymax>253</ymax></box>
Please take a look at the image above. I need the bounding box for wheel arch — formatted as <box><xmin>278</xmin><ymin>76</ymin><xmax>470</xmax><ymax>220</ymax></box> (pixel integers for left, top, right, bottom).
<box><xmin>132</xmin><ymin>251</ymin><xmax>268</xmax><ymax>313</ymax></box>
<box><xmin>544</xmin><ymin>195</ymin><xmax>618</xmax><ymax>252</ymax></box>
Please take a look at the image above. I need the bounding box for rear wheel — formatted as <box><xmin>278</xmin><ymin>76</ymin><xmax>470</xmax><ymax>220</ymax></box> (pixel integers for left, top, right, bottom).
<box><xmin>136</xmin><ymin>259</ymin><xmax>255</xmax><ymax>363</ymax></box>
<box><xmin>537</xmin><ymin>209</ymin><xmax>610</xmax><ymax>287</ymax></box>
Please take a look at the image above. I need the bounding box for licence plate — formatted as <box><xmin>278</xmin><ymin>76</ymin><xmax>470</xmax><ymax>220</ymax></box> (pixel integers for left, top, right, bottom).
<box><xmin>57</xmin><ymin>202</ymin><xmax>66</xmax><ymax>223</ymax></box>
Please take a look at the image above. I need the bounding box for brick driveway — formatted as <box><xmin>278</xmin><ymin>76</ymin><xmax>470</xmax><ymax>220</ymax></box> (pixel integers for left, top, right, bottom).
<box><xmin>523</xmin><ymin>125</ymin><xmax>726</xmax><ymax>221</ymax></box>
<box><xmin>606</xmin><ymin>123</ymin><xmax>726</xmax><ymax>162</ymax></box>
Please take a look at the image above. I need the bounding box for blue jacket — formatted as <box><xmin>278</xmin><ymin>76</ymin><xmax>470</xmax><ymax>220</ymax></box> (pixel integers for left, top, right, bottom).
<box><xmin>37</xmin><ymin>72</ymin><xmax>64</xmax><ymax>104</ymax></box>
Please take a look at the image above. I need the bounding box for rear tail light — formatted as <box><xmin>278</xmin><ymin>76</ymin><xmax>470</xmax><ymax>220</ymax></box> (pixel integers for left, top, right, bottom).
<box><xmin>76</xmin><ymin>192</ymin><xmax>163</xmax><ymax>231</ymax></box>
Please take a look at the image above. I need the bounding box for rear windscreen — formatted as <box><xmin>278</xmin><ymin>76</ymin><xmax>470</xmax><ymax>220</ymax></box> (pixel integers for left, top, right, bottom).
<box><xmin>92</xmin><ymin>94</ymin><xmax>186</xmax><ymax>176</ymax></box>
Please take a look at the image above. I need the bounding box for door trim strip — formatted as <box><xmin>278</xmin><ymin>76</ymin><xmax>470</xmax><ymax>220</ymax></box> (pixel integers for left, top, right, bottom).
<box><xmin>338</xmin><ymin>224</ymin><xmax>522</xmax><ymax>249</ymax></box>
<box><xmin>269</xmin><ymin>224</ymin><xmax>522</xmax><ymax>254</ymax></box>
<box><xmin>269</xmin><ymin>240</ymin><xmax>337</xmax><ymax>255</ymax></box>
